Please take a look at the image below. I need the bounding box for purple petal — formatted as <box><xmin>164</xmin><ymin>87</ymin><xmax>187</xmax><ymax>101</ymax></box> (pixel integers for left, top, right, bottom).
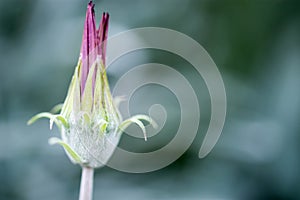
<box><xmin>97</xmin><ymin>12</ymin><xmax>109</xmax><ymax>66</ymax></box>
<box><xmin>80</xmin><ymin>1</ymin><xmax>98</xmax><ymax>96</ymax></box>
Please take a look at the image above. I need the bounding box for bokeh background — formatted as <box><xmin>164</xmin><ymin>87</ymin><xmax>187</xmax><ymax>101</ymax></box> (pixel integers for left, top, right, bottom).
<box><xmin>1</xmin><ymin>0</ymin><xmax>300</xmax><ymax>199</ymax></box>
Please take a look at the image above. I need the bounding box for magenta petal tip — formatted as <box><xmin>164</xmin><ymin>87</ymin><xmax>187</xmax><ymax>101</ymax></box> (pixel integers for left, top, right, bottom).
<box><xmin>80</xmin><ymin>1</ymin><xmax>110</xmax><ymax>96</ymax></box>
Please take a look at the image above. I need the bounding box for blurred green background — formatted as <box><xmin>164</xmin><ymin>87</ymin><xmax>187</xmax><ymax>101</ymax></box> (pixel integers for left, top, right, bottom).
<box><xmin>1</xmin><ymin>0</ymin><xmax>300</xmax><ymax>199</ymax></box>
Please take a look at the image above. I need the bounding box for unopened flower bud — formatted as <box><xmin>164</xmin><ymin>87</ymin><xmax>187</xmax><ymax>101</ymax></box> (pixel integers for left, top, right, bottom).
<box><xmin>28</xmin><ymin>1</ymin><xmax>156</xmax><ymax>168</ymax></box>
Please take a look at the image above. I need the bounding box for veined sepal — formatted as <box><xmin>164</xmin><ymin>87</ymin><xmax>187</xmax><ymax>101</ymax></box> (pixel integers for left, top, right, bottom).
<box><xmin>81</xmin><ymin>61</ymin><xmax>96</xmax><ymax>113</ymax></box>
<box><xmin>119</xmin><ymin>114</ymin><xmax>158</xmax><ymax>141</ymax></box>
<box><xmin>60</xmin><ymin>60</ymin><xmax>81</xmax><ymax>119</ymax></box>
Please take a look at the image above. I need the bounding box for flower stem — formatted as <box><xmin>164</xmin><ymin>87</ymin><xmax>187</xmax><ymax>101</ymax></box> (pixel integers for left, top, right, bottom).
<box><xmin>79</xmin><ymin>167</ymin><xmax>94</xmax><ymax>200</ymax></box>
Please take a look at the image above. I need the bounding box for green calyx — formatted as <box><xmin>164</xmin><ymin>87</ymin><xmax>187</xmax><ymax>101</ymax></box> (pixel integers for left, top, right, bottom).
<box><xmin>28</xmin><ymin>57</ymin><xmax>156</xmax><ymax>168</ymax></box>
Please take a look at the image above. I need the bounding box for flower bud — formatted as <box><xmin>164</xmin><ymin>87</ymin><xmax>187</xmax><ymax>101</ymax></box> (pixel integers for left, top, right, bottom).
<box><xmin>28</xmin><ymin>1</ymin><xmax>156</xmax><ymax>168</ymax></box>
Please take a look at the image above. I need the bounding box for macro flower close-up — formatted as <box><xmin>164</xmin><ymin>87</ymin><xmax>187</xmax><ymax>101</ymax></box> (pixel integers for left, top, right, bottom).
<box><xmin>27</xmin><ymin>2</ymin><xmax>155</xmax><ymax>199</ymax></box>
<box><xmin>0</xmin><ymin>0</ymin><xmax>299</xmax><ymax>200</ymax></box>
<box><xmin>28</xmin><ymin>1</ymin><xmax>154</xmax><ymax>168</ymax></box>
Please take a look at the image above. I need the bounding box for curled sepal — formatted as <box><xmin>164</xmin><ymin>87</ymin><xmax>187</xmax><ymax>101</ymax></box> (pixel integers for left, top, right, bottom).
<box><xmin>119</xmin><ymin>115</ymin><xmax>157</xmax><ymax>141</ymax></box>
<box><xmin>27</xmin><ymin>112</ymin><xmax>69</xmax><ymax>130</ymax></box>
<box><xmin>50</xmin><ymin>103</ymin><xmax>63</xmax><ymax>114</ymax></box>
<box><xmin>48</xmin><ymin>137</ymin><xmax>84</xmax><ymax>164</ymax></box>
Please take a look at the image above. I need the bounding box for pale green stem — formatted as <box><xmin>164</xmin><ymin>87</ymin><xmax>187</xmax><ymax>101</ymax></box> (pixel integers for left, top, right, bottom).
<box><xmin>79</xmin><ymin>167</ymin><xmax>94</xmax><ymax>200</ymax></box>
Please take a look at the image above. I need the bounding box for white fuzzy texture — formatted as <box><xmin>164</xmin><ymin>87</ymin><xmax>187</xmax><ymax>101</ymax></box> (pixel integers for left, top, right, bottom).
<box><xmin>62</xmin><ymin>112</ymin><xmax>121</xmax><ymax>168</ymax></box>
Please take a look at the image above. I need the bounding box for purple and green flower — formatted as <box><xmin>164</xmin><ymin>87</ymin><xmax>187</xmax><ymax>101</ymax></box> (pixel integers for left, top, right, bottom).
<box><xmin>28</xmin><ymin>1</ymin><xmax>156</xmax><ymax>168</ymax></box>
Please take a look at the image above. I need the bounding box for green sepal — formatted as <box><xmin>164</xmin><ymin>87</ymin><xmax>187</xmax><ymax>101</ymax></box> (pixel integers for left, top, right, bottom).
<box><xmin>48</xmin><ymin>137</ymin><xmax>83</xmax><ymax>164</ymax></box>
<box><xmin>83</xmin><ymin>112</ymin><xmax>91</xmax><ymax>125</ymax></box>
<box><xmin>73</xmin><ymin>65</ymin><xmax>81</xmax><ymax>114</ymax></box>
<box><xmin>98</xmin><ymin>119</ymin><xmax>108</xmax><ymax>134</ymax></box>
<box><xmin>27</xmin><ymin>112</ymin><xmax>69</xmax><ymax>130</ymax></box>
<box><xmin>93</xmin><ymin>60</ymin><xmax>105</xmax><ymax>118</ymax></box>
<box><xmin>119</xmin><ymin>115</ymin><xmax>157</xmax><ymax>141</ymax></box>
<box><xmin>101</xmin><ymin>61</ymin><xmax>121</xmax><ymax>122</ymax></box>
<box><xmin>50</xmin><ymin>104</ymin><xmax>63</xmax><ymax>114</ymax></box>
<box><xmin>81</xmin><ymin>62</ymin><xmax>96</xmax><ymax>113</ymax></box>
<box><xmin>61</xmin><ymin>60</ymin><xmax>81</xmax><ymax>118</ymax></box>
